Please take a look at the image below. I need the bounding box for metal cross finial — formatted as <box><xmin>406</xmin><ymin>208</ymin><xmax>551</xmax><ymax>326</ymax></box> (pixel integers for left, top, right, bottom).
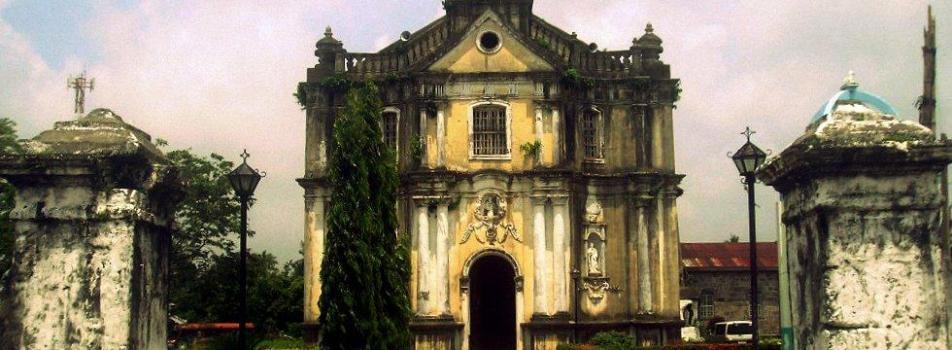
<box><xmin>67</xmin><ymin>71</ymin><xmax>95</xmax><ymax>115</ymax></box>
<box><xmin>240</xmin><ymin>149</ymin><xmax>250</xmax><ymax>163</ymax></box>
<box><xmin>742</xmin><ymin>126</ymin><xmax>756</xmax><ymax>142</ymax></box>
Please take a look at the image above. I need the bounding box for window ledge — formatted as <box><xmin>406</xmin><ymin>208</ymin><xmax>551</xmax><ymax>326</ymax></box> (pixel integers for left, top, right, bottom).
<box><xmin>470</xmin><ymin>154</ymin><xmax>512</xmax><ymax>161</ymax></box>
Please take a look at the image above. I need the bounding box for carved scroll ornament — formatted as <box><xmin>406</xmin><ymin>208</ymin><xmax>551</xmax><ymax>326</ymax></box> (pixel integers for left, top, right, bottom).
<box><xmin>459</xmin><ymin>193</ymin><xmax>522</xmax><ymax>245</ymax></box>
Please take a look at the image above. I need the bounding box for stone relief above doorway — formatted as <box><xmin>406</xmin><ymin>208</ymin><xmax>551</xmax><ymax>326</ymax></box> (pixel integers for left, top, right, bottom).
<box><xmin>460</xmin><ymin>192</ymin><xmax>522</xmax><ymax>245</ymax></box>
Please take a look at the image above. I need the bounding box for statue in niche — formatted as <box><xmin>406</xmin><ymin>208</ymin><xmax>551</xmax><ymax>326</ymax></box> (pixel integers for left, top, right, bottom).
<box><xmin>587</xmin><ymin>242</ymin><xmax>600</xmax><ymax>275</ymax></box>
<box><xmin>460</xmin><ymin>192</ymin><xmax>522</xmax><ymax>245</ymax></box>
<box><xmin>586</xmin><ymin>239</ymin><xmax>602</xmax><ymax>276</ymax></box>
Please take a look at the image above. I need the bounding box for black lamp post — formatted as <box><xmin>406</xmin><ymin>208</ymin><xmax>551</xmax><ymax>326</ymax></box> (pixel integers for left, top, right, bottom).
<box><xmin>228</xmin><ymin>149</ymin><xmax>263</xmax><ymax>349</ymax></box>
<box><xmin>730</xmin><ymin>127</ymin><xmax>767</xmax><ymax>349</ymax></box>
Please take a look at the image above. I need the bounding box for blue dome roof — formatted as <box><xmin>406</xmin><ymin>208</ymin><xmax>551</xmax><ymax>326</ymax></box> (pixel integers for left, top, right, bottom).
<box><xmin>811</xmin><ymin>72</ymin><xmax>897</xmax><ymax>123</ymax></box>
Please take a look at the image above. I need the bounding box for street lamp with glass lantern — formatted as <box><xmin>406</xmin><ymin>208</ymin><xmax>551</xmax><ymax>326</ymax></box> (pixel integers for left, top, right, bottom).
<box><xmin>228</xmin><ymin>149</ymin><xmax>264</xmax><ymax>349</ymax></box>
<box><xmin>730</xmin><ymin>127</ymin><xmax>767</xmax><ymax>349</ymax></box>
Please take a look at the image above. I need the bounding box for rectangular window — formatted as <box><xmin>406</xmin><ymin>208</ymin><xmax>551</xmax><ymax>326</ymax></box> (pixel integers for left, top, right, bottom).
<box><xmin>699</xmin><ymin>292</ymin><xmax>715</xmax><ymax>319</ymax></box>
<box><xmin>582</xmin><ymin>110</ymin><xmax>601</xmax><ymax>159</ymax></box>
<box><xmin>472</xmin><ymin>106</ymin><xmax>508</xmax><ymax>156</ymax></box>
<box><xmin>383</xmin><ymin>112</ymin><xmax>398</xmax><ymax>151</ymax></box>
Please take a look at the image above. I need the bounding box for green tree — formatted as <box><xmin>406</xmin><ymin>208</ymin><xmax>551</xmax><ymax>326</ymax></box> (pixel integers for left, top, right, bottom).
<box><xmin>158</xmin><ymin>145</ymin><xmax>245</xmax><ymax>322</ymax></box>
<box><xmin>318</xmin><ymin>83</ymin><xmax>411</xmax><ymax>350</ymax></box>
<box><xmin>186</xmin><ymin>250</ymin><xmax>302</xmax><ymax>333</ymax></box>
<box><xmin>158</xmin><ymin>144</ymin><xmax>306</xmax><ymax>336</ymax></box>
<box><xmin>0</xmin><ymin>118</ymin><xmax>21</xmax><ymax>299</ymax></box>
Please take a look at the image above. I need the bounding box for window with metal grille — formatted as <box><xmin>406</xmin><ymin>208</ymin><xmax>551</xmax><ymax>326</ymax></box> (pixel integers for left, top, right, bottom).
<box><xmin>747</xmin><ymin>292</ymin><xmax>765</xmax><ymax>319</ymax></box>
<box><xmin>383</xmin><ymin>111</ymin><xmax>398</xmax><ymax>151</ymax></box>
<box><xmin>582</xmin><ymin>109</ymin><xmax>602</xmax><ymax>159</ymax></box>
<box><xmin>472</xmin><ymin>106</ymin><xmax>508</xmax><ymax>156</ymax></box>
<box><xmin>699</xmin><ymin>290</ymin><xmax>715</xmax><ymax>319</ymax></box>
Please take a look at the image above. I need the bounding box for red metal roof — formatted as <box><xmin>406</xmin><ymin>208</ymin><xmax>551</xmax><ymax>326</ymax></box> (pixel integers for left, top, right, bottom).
<box><xmin>175</xmin><ymin>323</ymin><xmax>256</xmax><ymax>331</ymax></box>
<box><xmin>680</xmin><ymin>242</ymin><xmax>778</xmax><ymax>270</ymax></box>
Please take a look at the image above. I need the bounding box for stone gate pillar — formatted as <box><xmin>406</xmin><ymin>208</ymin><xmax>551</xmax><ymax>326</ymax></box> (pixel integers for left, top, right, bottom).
<box><xmin>0</xmin><ymin>109</ymin><xmax>181</xmax><ymax>350</ymax></box>
<box><xmin>758</xmin><ymin>102</ymin><xmax>952</xmax><ymax>349</ymax></box>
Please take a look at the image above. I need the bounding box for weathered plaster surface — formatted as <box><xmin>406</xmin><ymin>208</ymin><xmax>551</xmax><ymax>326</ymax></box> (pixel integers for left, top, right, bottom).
<box><xmin>0</xmin><ymin>109</ymin><xmax>180</xmax><ymax>350</ymax></box>
<box><xmin>760</xmin><ymin>103</ymin><xmax>952</xmax><ymax>350</ymax></box>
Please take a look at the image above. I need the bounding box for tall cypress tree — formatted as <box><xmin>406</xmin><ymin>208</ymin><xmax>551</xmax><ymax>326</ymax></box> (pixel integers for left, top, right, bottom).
<box><xmin>318</xmin><ymin>83</ymin><xmax>411</xmax><ymax>350</ymax></box>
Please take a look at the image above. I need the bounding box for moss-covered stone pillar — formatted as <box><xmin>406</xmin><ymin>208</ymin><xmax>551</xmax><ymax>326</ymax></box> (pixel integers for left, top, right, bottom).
<box><xmin>759</xmin><ymin>103</ymin><xmax>952</xmax><ymax>350</ymax></box>
<box><xmin>0</xmin><ymin>109</ymin><xmax>181</xmax><ymax>350</ymax></box>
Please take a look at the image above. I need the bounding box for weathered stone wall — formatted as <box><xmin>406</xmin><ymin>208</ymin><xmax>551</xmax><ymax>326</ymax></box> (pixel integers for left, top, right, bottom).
<box><xmin>0</xmin><ymin>109</ymin><xmax>180</xmax><ymax>350</ymax></box>
<box><xmin>759</xmin><ymin>102</ymin><xmax>952</xmax><ymax>350</ymax></box>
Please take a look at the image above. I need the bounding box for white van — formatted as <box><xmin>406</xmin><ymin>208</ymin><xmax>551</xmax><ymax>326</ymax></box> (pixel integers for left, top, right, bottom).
<box><xmin>710</xmin><ymin>321</ymin><xmax>753</xmax><ymax>343</ymax></box>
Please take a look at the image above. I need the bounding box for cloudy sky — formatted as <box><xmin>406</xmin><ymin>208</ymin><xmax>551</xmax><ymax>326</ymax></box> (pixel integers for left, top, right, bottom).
<box><xmin>1</xmin><ymin>0</ymin><xmax>948</xmax><ymax>262</ymax></box>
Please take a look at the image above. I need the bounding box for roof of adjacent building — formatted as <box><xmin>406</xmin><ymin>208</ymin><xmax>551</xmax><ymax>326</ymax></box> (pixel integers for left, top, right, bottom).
<box><xmin>681</xmin><ymin>242</ymin><xmax>778</xmax><ymax>270</ymax></box>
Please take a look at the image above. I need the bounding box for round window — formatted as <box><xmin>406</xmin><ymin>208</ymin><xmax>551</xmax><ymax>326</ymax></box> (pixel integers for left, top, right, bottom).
<box><xmin>477</xmin><ymin>31</ymin><xmax>501</xmax><ymax>54</ymax></box>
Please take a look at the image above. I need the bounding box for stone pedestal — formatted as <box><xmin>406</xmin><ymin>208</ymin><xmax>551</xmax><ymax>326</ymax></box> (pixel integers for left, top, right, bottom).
<box><xmin>0</xmin><ymin>109</ymin><xmax>181</xmax><ymax>350</ymax></box>
<box><xmin>759</xmin><ymin>104</ymin><xmax>952</xmax><ymax>350</ymax></box>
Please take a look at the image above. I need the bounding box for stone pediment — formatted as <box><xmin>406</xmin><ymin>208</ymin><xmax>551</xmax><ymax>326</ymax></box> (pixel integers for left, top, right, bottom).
<box><xmin>428</xmin><ymin>10</ymin><xmax>554</xmax><ymax>73</ymax></box>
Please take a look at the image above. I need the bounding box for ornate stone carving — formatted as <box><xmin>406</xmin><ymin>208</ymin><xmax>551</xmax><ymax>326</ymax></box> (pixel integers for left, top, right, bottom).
<box><xmin>584</xmin><ymin>200</ymin><xmax>603</xmax><ymax>224</ymax></box>
<box><xmin>582</xmin><ymin>277</ymin><xmax>621</xmax><ymax>304</ymax></box>
<box><xmin>459</xmin><ymin>192</ymin><xmax>522</xmax><ymax>245</ymax></box>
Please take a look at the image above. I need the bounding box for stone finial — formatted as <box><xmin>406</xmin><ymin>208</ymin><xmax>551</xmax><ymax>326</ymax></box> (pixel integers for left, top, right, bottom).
<box><xmin>841</xmin><ymin>70</ymin><xmax>859</xmax><ymax>90</ymax></box>
<box><xmin>637</xmin><ymin>22</ymin><xmax>663</xmax><ymax>55</ymax></box>
<box><xmin>316</xmin><ymin>25</ymin><xmax>342</xmax><ymax>47</ymax></box>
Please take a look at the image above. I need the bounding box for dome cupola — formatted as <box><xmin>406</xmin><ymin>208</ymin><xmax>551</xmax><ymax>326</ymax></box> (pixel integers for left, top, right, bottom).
<box><xmin>811</xmin><ymin>71</ymin><xmax>898</xmax><ymax>124</ymax></box>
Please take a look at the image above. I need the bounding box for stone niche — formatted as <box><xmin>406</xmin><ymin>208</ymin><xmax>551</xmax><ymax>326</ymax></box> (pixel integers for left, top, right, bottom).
<box><xmin>759</xmin><ymin>102</ymin><xmax>952</xmax><ymax>350</ymax></box>
<box><xmin>0</xmin><ymin>109</ymin><xmax>181</xmax><ymax>350</ymax></box>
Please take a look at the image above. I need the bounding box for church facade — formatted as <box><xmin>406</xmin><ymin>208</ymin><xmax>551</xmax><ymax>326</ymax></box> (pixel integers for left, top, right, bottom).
<box><xmin>298</xmin><ymin>1</ymin><xmax>684</xmax><ymax>348</ymax></box>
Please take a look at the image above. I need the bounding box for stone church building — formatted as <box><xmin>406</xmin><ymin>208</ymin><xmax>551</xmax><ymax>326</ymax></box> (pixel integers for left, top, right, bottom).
<box><xmin>297</xmin><ymin>1</ymin><xmax>683</xmax><ymax>348</ymax></box>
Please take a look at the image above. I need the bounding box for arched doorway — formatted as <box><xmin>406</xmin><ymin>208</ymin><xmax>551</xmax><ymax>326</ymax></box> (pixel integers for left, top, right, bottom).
<box><xmin>469</xmin><ymin>254</ymin><xmax>516</xmax><ymax>350</ymax></box>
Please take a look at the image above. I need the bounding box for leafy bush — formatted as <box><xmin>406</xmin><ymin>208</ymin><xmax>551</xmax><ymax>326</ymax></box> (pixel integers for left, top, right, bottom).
<box><xmin>590</xmin><ymin>331</ymin><xmax>638</xmax><ymax>350</ymax></box>
<box><xmin>561</xmin><ymin>68</ymin><xmax>595</xmax><ymax>89</ymax></box>
<box><xmin>562</xmin><ymin>330</ymin><xmax>783</xmax><ymax>350</ymax></box>
<box><xmin>256</xmin><ymin>338</ymin><xmax>319</xmax><ymax>350</ymax></box>
<box><xmin>520</xmin><ymin>140</ymin><xmax>542</xmax><ymax>161</ymax></box>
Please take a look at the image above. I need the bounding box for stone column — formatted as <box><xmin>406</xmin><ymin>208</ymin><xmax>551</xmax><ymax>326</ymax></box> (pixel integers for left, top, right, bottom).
<box><xmin>0</xmin><ymin>109</ymin><xmax>181</xmax><ymax>350</ymax></box>
<box><xmin>415</xmin><ymin>200</ymin><xmax>432</xmax><ymax>315</ymax></box>
<box><xmin>552</xmin><ymin>196</ymin><xmax>570</xmax><ymax>313</ymax></box>
<box><xmin>419</xmin><ymin>107</ymin><xmax>429</xmax><ymax>168</ymax></box>
<box><xmin>662</xmin><ymin>190</ymin><xmax>681</xmax><ymax>315</ymax></box>
<box><xmin>303</xmin><ymin>189</ymin><xmax>326</xmax><ymax>324</ymax></box>
<box><xmin>758</xmin><ymin>105</ymin><xmax>952</xmax><ymax>350</ymax></box>
<box><xmin>534</xmin><ymin>106</ymin><xmax>544</xmax><ymax>166</ymax></box>
<box><xmin>534</xmin><ymin>107</ymin><xmax>544</xmax><ymax>141</ymax></box>
<box><xmin>435</xmin><ymin>200</ymin><xmax>450</xmax><ymax>315</ymax></box>
<box><xmin>436</xmin><ymin>104</ymin><xmax>446</xmax><ymax>168</ymax></box>
<box><xmin>532</xmin><ymin>196</ymin><xmax>548</xmax><ymax>315</ymax></box>
<box><xmin>654</xmin><ymin>195</ymin><xmax>669</xmax><ymax>314</ymax></box>
<box><xmin>552</xmin><ymin>108</ymin><xmax>562</xmax><ymax>164</ymax></box>
<box><xmin>636</xmin><ymin>204</ymin><xmax>652</xmax><ymax>313</ymax></box>
<box><xmin>650</xmin><ymin>107</ymin><xmax>664</xmax><ymax>169</ymax></box>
